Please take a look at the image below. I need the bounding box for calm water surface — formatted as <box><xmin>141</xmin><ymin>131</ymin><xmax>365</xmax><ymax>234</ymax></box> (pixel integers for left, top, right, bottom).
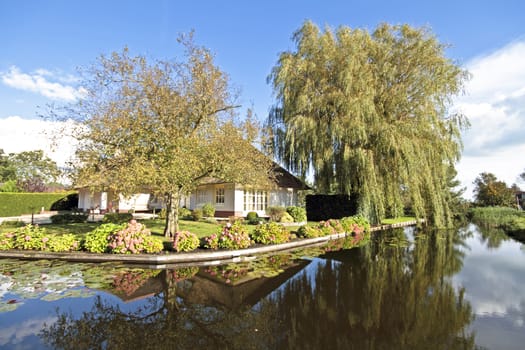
<box><xmin>0</xmin><ymin>224</ymin><xmax>524</xmax><ymax>349</ymax></box>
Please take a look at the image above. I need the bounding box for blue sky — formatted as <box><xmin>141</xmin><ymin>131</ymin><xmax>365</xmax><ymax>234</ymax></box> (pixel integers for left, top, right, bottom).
<box><xmin>1</xmin><ymin>0</ymin><xmax>524</xmax><ymax>197</ymax></box>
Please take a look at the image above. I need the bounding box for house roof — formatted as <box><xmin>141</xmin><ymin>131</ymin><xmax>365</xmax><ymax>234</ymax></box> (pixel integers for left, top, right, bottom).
<box><xmin>272</xmin><ymin>163</ymin><xmax>310</xmax><ymax>190</ymax></box>
<box><xmin>198</xmin><ymin>164</ymin><xmax>309</xmax><ymax>190</ymax></box>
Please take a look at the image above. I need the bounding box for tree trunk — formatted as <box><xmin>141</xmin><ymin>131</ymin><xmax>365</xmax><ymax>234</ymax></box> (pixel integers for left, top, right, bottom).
<box><xmin>164</xmin><ymin>192</ymin><xmax>180</xmax><ymax>238</ymax></box>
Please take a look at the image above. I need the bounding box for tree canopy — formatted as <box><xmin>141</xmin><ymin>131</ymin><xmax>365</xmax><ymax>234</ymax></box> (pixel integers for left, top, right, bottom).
<box><xmin>58</xmin><ymin>35</ymin><xmax>273</xmax><ymax>236</ymax></box>
<box><xmin>0</xmin><ymin>149</ymin><xmax>61</xmax><ymax>192</ymax></box>
<box><xmin>267</xmin><ymin>21</ymin><xmax>469</xmax><ymax>226</ymax></box>
<box><xmin>473</xmin><ymin>172</ymin><xmax>516</xmax><ymax>207</ymax></box>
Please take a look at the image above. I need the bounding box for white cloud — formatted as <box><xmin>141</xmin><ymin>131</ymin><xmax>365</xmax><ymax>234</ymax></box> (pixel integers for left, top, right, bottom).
<box><xmin>0</xmin><ymin>116</ymin><xmax>78</xmax><ymax>167</ymax></box>
<box><xmin>0</xmin><ymin>66</ymin><xmax>85</xmax><ymax>101</ymax></box>
<box><xmin>0</xmin><ymin>316</ymin><xmax>57</xmax><ymax>346</ymax></box>
<box><xmin>457</xmin><ymin>144</ymin><xmax>525</xmax><ymax>199</ymax></box>
<box><xmin>455</xmin><ymin>38</ymin><xmax>525</xmax><ymax>198</ymax></box>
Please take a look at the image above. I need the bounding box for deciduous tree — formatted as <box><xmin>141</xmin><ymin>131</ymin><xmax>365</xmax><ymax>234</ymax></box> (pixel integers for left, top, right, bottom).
<box><xmin>473</xmin><ymin>172</ymin><xmax>515</xmax><ymax>207</ymax></box>
<box><xmin>267</xmin><ymin>21</ymin><xmax>469</xmax><ymax>226</ymax></box>
<box><xmin>55</xmin><ymin>35</ymin><xmax>273</xmax><ymax>236</ymax></box>
<box><xmin>0</xmin><ymin>149</ymin><xmax>60</xmax><ymax>192</ymax></box>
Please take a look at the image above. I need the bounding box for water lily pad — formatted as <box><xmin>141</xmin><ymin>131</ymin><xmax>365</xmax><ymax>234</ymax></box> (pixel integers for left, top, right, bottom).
<box><xmin>0</xmin><ymin>302</ymin><xmax>21</xmax><ymax>313</ymax></box>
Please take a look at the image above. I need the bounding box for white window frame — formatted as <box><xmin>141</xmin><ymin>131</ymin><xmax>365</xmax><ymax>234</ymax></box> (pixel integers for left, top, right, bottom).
<box><xmin>243</xmin><ymin>189</ymin><xmax>268</xmax><ymax>211</ymax></box>
<box><xmin>215</xmin><ymin>186</ymin><xmax>225</xmax><ymax>205</ymax></box>
<box><xmin>197</xmin><ymin>189</ymin><xmax>207</xmax><ymax>204</ymax></box>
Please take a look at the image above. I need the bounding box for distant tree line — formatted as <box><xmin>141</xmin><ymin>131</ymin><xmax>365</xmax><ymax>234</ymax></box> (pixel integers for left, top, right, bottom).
<box><xmin>0</xmin><ymin>149</ymin><xmax>63</xmax><ymax>192</ymax></box>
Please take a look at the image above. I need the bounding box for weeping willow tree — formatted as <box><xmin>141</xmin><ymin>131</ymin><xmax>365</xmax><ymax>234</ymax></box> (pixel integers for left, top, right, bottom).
<box><xmin>267</xmin><ymin>21</ymin><xmax>469</xmax><ymax>226</ymax></box>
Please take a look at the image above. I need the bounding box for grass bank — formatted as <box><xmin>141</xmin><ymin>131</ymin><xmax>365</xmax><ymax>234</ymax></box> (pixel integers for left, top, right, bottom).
<box><xmin>468</xmin><ymin>207</ymin><xmax>525</xmax><ymax>234</ymax></box>
<box><xmin>381</xmin><ymin>216</ymin><xmax>416</xmax><ymax>225</ymax></box>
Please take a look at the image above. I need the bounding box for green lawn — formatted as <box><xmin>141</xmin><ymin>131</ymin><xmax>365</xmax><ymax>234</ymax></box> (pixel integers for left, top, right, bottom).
<box><xmin>381</xmin><ymin>216</ymin><xmax>417</xmax><ymax>225</ymax></box>
<box><xmin>141</xmin><ymin>218</ymin><xmax>232</xmax><ymax>238</ymax></box>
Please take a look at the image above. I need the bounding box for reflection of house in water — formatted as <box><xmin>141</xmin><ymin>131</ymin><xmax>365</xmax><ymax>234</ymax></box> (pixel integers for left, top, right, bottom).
<box><xmin>106</xmin><ymin>260</ymin><xmax>311</xmax><ymax>308</ymax></box>
<box><xmin>177</xmin><ymin>260</ymin><xmax>311</xmax><ymax>309</ymax></box>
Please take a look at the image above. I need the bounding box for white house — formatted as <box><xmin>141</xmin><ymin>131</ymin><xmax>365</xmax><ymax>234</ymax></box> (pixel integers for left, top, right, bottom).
<box><xmin>77</xmin><ymin>166</ymin><xmax>308</xmax><ymax>218</ymax></box>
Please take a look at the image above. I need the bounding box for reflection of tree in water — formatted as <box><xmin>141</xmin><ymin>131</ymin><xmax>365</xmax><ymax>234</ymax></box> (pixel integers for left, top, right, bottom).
<box><xmin>40</xmin><ymin>227</ymin><xmax>483</xmax><ymax>350</ymax></box>
<box><xmin>40</xmin><ymin>269</ymin><xmax>280</xmax><ymax>350</ymax></box>
<box><xmin>475</xmin><ymin>224</ymin><xmax>510</xmax><ymax>249</ymax></box>
<box><xmin>270</xmin><ymin>228</ymin><xmax>479</xmax><ymax>350</ymax></box>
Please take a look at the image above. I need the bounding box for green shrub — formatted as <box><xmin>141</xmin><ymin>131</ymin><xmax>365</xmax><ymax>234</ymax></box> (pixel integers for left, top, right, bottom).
<box><xmin>279</xmin><ymin>212</ymin><xmax>294</xmax><ymax>223</ymax></box>
<box><xmin>84</xmin><ymin>223</ymin><xmax>124</xmax><ymax>253</ymax></box>
<box><xmin>341</xmin><ymin>215</ymin><xmax>371</xmax><ymax>234</ymax></box>
<box><xmin>50</xmin><ymin>213</ymin><xmax>88</xmax><ymax>224</ymax></box>
<box><xmin>203</xmin><ymin>221</ymin><xmax>252</xmax><ymax>250</ymax></box>
<box><xmin>107</xmin><ymin>220</ymin><xmax>155</xmax><ymax>254</ymax></box>
<box><xmin>296</xmin><ymin>225</ymin><xmax>322</xmax><ymax>238</ymax></box>
<box><xmin>316</xmin><ymin>219</ymin><xmax>343</xmax><ymax>236</ymax></box>
<box><xmin>142</xmin><ymin>235</ymin><xmax>164</xmax><ymax>254</ymax></box>
<box><xmin>0</xmin><ymin>227</ymin><xmax>81</xmax><ymax>252</ymax></box>
<box><xmin>173</xmin><ymin>230</ymin><xmax>200</xmax><ymax>252</ymax></box>
<box><xmin>192</xmin><ymin>208</ymin><xmax>203</xmax><ymax>221</ymax></box>
<box><xmin>47</xmin><ymin>234</ymin><xmax>80</xmax><ymax>252</ymax></box>
<box><xmin>178</xmin><ymin>207</ymin><xmax>192</xmax><ymax>220</ymax></box>
<box><xmin>246</xmin><ymin>211</ymin><xmax>260</xmax><ymax>225</ymax></box>
<box><xmin>0</xmin><ymin>231</ymin><xmax>15</xmax><ymax>250</ymax></box>
<box><xmin>296</xmin><ymin>216</ymin><xmax>370</xmax><ymax>239</ymax></box>
<box><xmin>251</xmin><ymin>222</ymin><xmax>291</xmax><ymax>244</ymax></box>
<box><xmin>286</xmin><ymin>206</ymin><xmax>307</xmax><ymax>222</ymax></box>
<box><xmin>266</xmin><ymin>206</ymin><xmax>286</xmax><ymax>222</ymax></box>
<box><xmin>202</xmin><ymin>203</ymin><xmax>216</xmax><ymax>217</ymax></box>
<box><xmin>0</xmin><ymin>192</ymin><xmax>76</xmax><ymax>217</ymax></box>
<box><xmin>13</xmin><ymin>224</ymin><xmax>49</xmax><ymax>250</ymax></box>
<box><xmin>102</xmin><ymin>212</ymin><xmax>133</xmax><ymax>224</ymax></box>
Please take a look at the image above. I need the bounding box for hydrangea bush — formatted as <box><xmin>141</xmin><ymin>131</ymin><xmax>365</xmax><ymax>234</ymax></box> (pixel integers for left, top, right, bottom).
<box><xmin>84</xmin><ymin>221</ymin><xmax>163</xmax><ymax>254</ymax></box>
<box><xmin>84</xmin><ymin>223</ymin><xmax>125</xmax><ymax>253</ymax></box>
<box><xmin>251</xmin><ymin>222</ymin><xmax>291</xmax><ymax>244</ymax></box>
<box><xmin>340</xmin><ymin>215</ymin><xmax>371</xmax><ymax>234</ymax></box>
<box><xmin>47</xmin><ymin>234</ymin><xmax>80</xmax><ymax>252</ymax></box>
<box><xmin>173</xmin><ymin>230</ymin><xmax>200</xmax><ymax>252</ymax></box>
<box><xmin>13</xmin><ymin>224</ymin><xmax>49</xmax><ymax>250</ymax></box>
<box><xmin>107</xmin><ymin>220</ymin><xmax>163</xmax><ymax>254</ymax></box>
<box><xmin>0</xmin><ymin>225</ymin><xmax>80</xmax><ymax>252</ymax></box>
<box><xmin>203</xmin><ymin>222</ymin><xmax>252</xmax><ymax>250</ymax></box>
<box><xmin>142</xmin><ymin>235</ymin><xmax>164</xmax><ymax>253</ymax></box>
<box><xmin>0</xmin><ymin>231</ymin><xmax>15</xmax><ymax>250</ymax></box>
<box><xmin>297</xmin><ymin>216</ymin><xmax>370</xmax><ymax>239</ymax></box>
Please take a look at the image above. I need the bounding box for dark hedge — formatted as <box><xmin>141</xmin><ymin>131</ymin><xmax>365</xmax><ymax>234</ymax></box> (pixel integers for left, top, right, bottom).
<box><xmin>305</xmin><ymin>194</ymin><xmax>358</xmax><ymax>221</ymax></box>
<box><xmin>0</xmin><ymin>192</ymin><xmax>78</xmax><ymax>217</ymax></box>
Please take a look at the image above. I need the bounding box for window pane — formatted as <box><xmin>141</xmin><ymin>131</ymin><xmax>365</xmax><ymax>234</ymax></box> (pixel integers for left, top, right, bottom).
<box><xmin>215</xmin><ymin>187</ymin><xmax>224</xmax><ymax>204</ymax></box>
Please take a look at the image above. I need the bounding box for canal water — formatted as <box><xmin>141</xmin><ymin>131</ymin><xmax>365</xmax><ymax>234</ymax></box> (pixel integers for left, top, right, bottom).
<box><xmin>0</xmin><ymin>224</ymin><xmax>524</xmax><ymax>349</ymax></box>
